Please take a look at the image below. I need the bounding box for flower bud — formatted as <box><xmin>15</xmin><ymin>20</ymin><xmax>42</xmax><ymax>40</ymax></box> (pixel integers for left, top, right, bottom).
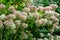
<box><xmin>21</xmin><ymin>23</ymin><xmax>28</xmax><ymax>29</ymax></box>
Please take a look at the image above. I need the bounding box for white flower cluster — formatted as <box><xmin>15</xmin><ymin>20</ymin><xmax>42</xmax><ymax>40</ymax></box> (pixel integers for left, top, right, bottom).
<box><xmin>0</xmin><ymin>3</ymin><xmax>59</xmax><ymax>40</ymax></box>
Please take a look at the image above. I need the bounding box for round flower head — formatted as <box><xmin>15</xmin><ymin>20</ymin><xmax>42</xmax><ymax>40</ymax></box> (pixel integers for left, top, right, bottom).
<box><xmin>19</xmin><ymin>14</ymin><xmax>27</xmax><ymax>21</ymax></box>
<box><xmin>10</xmin><ymin>30</ymin><xmax>16</xmax><ymax>34</ymax></box>
<box><xmin>23</xmin><ymin>7</ymin><xmax>30</xmax><ymax>13</ymax></box>
<box><xmin>13</xmin><ymin>10</ymin><xmax>17</xmax><ymax>14</ymax></box>
<box><xmin>50</xmin><ymin>4</ymin><xmax>58</xmax><ymax>10</ymax></box>
<box><xmin>32</xmin><ymin>13</ymin><xmax>41</xmax><ymax>20</ymax></box>
<box><xmin>15</xmin><ymin>20</ymin><xmax>21</xmax><ymax>27</ymax></box>
<box><xmin>40</xmin><ymin>33</ymin><xmax>45</xmax><ymax>37</ymax></box>
<box><xmin>49</xmin><ymin>28</ymin><xmax>54</xmax><ymax>34</ymax></box>
<box><xmin>21</xmin><ymin>23</ymin><xmax>28</xmax><ymax>29</ymax></box>
<box><xmin>37</xmin><ymin>6</ymin><xmax>44</xmax><ymax>11</ymax></box>
<box><xmin>6</xmin><ymin>14</ymin><xmax>16</xmax><ymax>20</ymax></box>
<box><xmin>35</xmin><ymin>20</ymin><xmax>42</xmax><ymax>27</ymax></box>
<box><xmin>49</xmin><ymin>35</ymin><xmax>54</xmax><ymax>40</ymax></box>
<box><xmin>45</xmin><ymin>11</ymin><xmax>55</xmax><ymax>16</ymax></box>
<box><xmin>40</xmin><ymin>19</ymin><xmax>48</xmax><ymax>26</ymax></box>
<box><xmin>20</xmin><ymin>31</ymin><xmax>28</xmax><ymax>39</ymax></box>
<box><xmin>44</xmin><ymin>38</ymin><xmax>48</xmax><ymax>40</ymax></box>
<box><xmin>50</xmin><ymin>16</ymin><xmax>59</xmax><ymax>23</ymax></box>
<box><xmin>53</xmin><ymin>24</ymin><xmax>59</xmax><ymax>29</ymax></box>
<box><xmin>29</xmin><ymin>5</ymin><xmax>37</xmax><ymax>12</ymax></box>
<box><xmin>44</xmin><ymin>6</ymin><xmax>52</xmax><ymax>11</ymax></box>
<box><xmin>0</xmin><ymin>3</ymin><xmax>5</xmax><ymax>9</ymax></box>
<box><xmin>45</xmin><ymin>11</ymin><xmax>56</xmax><ymax>19</ymax></box>
<box><xmin>8</xmin><ymin>6</ymin><xmax>15</xmax><ymax>12</ymax></box>
<box><xmin>54</xmin><ymin>12</ymin><xmax>60</xmax><ymax>17</ymax></box>
<box><xmin>47</xmin><ymin>20</ymin><xmax>53</xmax><ymax>27</ymax></box>
<box><xmin>0</xmin><ymin>20</ymin><xmax>4</xmax><ymax>29</ymax></box>
<box><xmin>21</xmin><ymin>12</ymin><xmax>27</xmax><ymax>16</ymax></box>
<box><xmin>4</xmin><ymin>19</ymin><xmax>16</xmax><ymax>29</ymax></box>
<box><xmin>0</xmin><ymin>14</ymin><xmax>6</xmax><ymax>20</ymax></box>
<box><xmin>15</xmin><ymin>11</ymin><xmax>21</xmax><ymax>17</ymax></box>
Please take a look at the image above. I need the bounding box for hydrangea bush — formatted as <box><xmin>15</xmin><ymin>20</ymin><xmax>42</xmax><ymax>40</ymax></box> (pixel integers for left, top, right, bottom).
<box><xmin>0</xmin><ymin>0</ymin><xmax>60</xmax><ymax>40</ymax></box>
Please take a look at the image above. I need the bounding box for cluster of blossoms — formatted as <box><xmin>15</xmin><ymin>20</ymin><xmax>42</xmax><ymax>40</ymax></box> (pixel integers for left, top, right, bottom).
<box><xmin>0</xmin><ymin>3</ymin><xmax>60</xmax><ymax>40</ymax></box>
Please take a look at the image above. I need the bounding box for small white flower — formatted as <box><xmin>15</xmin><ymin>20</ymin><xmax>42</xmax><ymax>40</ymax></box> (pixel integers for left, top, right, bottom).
<box><xmin>21</xmin><ymin>23</ymin><xmax>28</xmax><ymax>29</ymax></box>
<box><xmin>0</xmin><ymin>14</ymin><xmax>6</xmax><ymax>20</ymax></box>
